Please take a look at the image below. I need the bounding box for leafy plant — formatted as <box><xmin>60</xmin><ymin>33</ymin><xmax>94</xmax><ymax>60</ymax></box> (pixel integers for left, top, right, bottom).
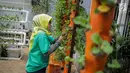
<box><xmin>0</xmin><ymin>15</ymin><xmax>19</xmax><ymax>21</ymax></box>
<box><xmin>0</xmin><ymin>5</ymin><xmax>22</xmax><ymax>10</ymax></box>
<box><xmin>65</xmin><ymin>56</ymin><xmax>74</xmax><ymax>62</ymax></box>
<box><xmin>53</xmin><ymin>0</ymin><xmax>72</xmax><ymax>61</ymax></box>
<box><xmin>91</xmin><ymin>33</ymin><xmax>114</xmax><ymax>55</ymax></box>
<box><xmin>73</xmin><ymin>7</ymin><xmax>90</xmax><ymax>55</ymax></box>
<box><xmin>73</xmin><ymin>6</ymin><xmax>89</xmax><ymax>68</ymax></box>
<box><xmin>54</xmin><ymin>47</ymin><xmax>66</xmax><ymax>61</ymax></box>
<box><xmin>91</xmin><ymin>32</ymin><xmax>121</xmax><ymax>70</ymax></box>
<box><xmin>74</xmin><ymin>28</ymin><xmax>85</xmax><ymax>55</ymax></box>
<box><xmin>76</xmin><ymin>55</ymin><xmax>85</xmax><ymax>68</ymax></box>
<box><xmin>31</xmin><ymin>0</ymin><xmax>49</xmax><ymax>14</ymax></box>
<box><xmin>0</xmin><ymin>45</ymin><xmax>8</xmax><ymax>57</ymax></box>
<box><xmin>104</xmin><ymin>21</ymin><xmax>130</xmax><ymax>73</ymax></box>
<box><xmin>94</xmin><ymin>0</ymin><xmax>116</xmax><ymax>14</ymax></box>
<box><xmin>107</xmin><ymin>59</ymin><xmax>121</xmax><ymax>68</ymax></box>
<box><xmin>96</xmin><ymin>71</ymin><xmax>104</xmax><ymax>73</ymax></box>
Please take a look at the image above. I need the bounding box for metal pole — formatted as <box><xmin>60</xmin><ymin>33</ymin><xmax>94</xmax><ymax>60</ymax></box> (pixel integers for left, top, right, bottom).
<box><xmin>68</xmin><ymin>24</ymin><xmax>77</xmax><ymax>73</ymax></box>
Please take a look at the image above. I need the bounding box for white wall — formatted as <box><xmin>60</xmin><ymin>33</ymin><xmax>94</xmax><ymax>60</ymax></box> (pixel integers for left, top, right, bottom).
<box><xmin>80</xmin><ymin>0</ymin><xmax>91</xmax><ymax>13</ymax></box>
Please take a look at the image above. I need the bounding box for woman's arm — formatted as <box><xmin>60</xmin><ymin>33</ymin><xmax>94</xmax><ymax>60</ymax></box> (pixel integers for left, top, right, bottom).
<box><xmin>44</xmin><ymin>36</ymin><xmax>63</xmax><ymax>56</ymax></box>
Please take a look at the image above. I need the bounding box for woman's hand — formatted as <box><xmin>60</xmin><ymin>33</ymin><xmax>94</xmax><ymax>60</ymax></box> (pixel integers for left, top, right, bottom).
<box><xmin>57</xmin><ymin>36</ymin><xmax>63</xmax><ymax>42</ymax></box>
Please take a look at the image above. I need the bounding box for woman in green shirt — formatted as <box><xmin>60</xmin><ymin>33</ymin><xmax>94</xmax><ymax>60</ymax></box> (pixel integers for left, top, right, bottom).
<box><xmin>26</xmin><ymin>14</ymin><xmax>63</xmax><ymax>73</ymax></box>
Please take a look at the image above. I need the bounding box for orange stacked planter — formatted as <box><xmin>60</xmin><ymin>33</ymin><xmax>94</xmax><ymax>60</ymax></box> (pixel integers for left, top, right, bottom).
<box><xmin>63</xmin><ymin>37</ymin><xmax>71</xmax><ymax>73</ymax></box>
<box><xmin>47</xmin><ymin>1</ymin><xmax>69</xmax><ymax>73</ymax></box>
<box><xmin>69</xmin><ymin>0</ymin><xmax>77</xmax><ymax>28</ymax></box>
<box><xmin>47</xmin><ymin>54</ymin><xmax>62</xmax><ymax>73</ymax></box>
<box><xmin>63</xmin><ymin>0</ymin><xmax>77</xmax><ymax>73</ymax></box>
<box><xmin>81</xmin><ymin>0</ymin><xmax>115</xmax><ymax>73</ymax></box>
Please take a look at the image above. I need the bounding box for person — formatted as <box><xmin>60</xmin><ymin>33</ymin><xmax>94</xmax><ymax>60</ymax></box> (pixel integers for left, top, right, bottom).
<box><xmin>26</xmin><ymin>14</ymin><xmax>64</xmax><ymax>73</ymax></box>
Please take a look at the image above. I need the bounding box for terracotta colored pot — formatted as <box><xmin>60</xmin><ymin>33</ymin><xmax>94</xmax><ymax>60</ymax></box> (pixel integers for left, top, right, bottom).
<box><xmin>90</xmin><ymin>0</ymin><xmax>115</xmax><ymax>35</ymax></box>
<box><xmin>83</xmin><ymin>30</ymin><xmax>111</xmax><ymax>73</ymax></box>
<box><xmin>69</xmin><ymin>10</ymin><xmax>76</xmax><ymax>28</ymax></box>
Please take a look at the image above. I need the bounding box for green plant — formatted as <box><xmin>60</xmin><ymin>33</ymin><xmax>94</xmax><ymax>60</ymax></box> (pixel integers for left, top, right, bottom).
<box><xmin>0</xmin><ymin>15</ymin><xmax>19</xmax><ymax>21</ymax></box>
<box><xmin>91</xmin><ymin>33</ymin><xmax>121</xmax><ymax>71</ymax></box>
<box><xmin>31</xmin><ymin>0</ymin><xmax>49</xmax><ymax>14</ymax></box>
<box><xmin>74</xmin><ymin>28</ymin><xmax>85</xmax><ymax>55</ymax></box>
<box><xmin>94</xmin><ymin>0</ymin><xmax>116</xmax><ymax>14</ymax></box>
<box><xmin>91</xmin><ymin>33</ymin><xmax>113</xmax><ymax>55</ymax></box>
<box><xmin>54</xmin><ymin>46</ymin><xmax>66</xmax><ymax>61</ymax></box>
<box><xmin>0</xmin><ymin>23</ymin><xmax>10</xmax><ymax>30</ymax></box>
<box><xmin>73</xmin><ymin>6</ymin><xmax>91</xmax><ymax>30</ymax></box>
<box><xmin>53</xmin><ymin>0</ymin><xmax>72</xmax><ymax>61</ymax></box>
<box><xmin>103</xmin><ymin>22</ymin><xmax>130</xmax><ymax>73</ymax></box>
<box><xmin>0</xmin><ymin>5</ymin><xmax>22</xmax><ymax>10</ymax></box>
<box><xmin>53</xmin><ymin>0</ymin><xmax>70</xmax><ymax>33</ymax></box>
<box><xmin>0</xmin><ymin>45</ymin><xmax>8</xmax><ymax>57</ymax></box>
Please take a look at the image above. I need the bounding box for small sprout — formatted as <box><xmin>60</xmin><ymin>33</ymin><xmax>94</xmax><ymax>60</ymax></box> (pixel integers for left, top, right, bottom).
<box><xmin>97</xmin><ymin>5</ymin><xmax>110</xmax><ymax>13</ymax></box>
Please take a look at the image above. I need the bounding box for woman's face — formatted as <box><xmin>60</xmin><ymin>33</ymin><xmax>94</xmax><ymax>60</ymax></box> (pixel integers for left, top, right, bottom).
<box><xmin>48</xmin><ymin>21</ymin><xmax>51</xmax><ymax>31</ymax></box>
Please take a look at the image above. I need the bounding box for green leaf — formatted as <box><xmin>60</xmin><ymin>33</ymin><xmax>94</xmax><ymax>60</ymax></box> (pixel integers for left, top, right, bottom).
<box><xmin>94</xmin><ymin>8</ymin><xmax>100</xmax><ymax>14</ymax></box>
<box><xmin>77</xmin><ymin>55</ymin><xmax>85</xmax><ymax>65</ymax></box>
<box><xmin>96</xmin><ymin>71</ymin><xmax>104</xmax><ymax>73</ymax></box>
<box><xmin>116</xmin><ymin>35</ymin><xmax>122</xmax><ymax>44</ymax></box>
<box><xmin>107</xmin><ymin>59</ymin><xmax>121</xmax><ymax>69</ymax></box>
<box><xmin>65</xmin><ymin>56</ymin><xmax>70</xmax><ymax>61</ymax></box>
<box><xmin>107</xmin><ymin>0</ymin><xmax>116</xmax><ymax>5</ymax></box>
<box><xmin>92</xmin><ymin>47</ymin><xmax>101</xmax><ymax>54</ymax></box>
<box><xmin>73</xmin><ymin>16</ymin><xmax>88</xmax><ymax>27</ymax></box>
<box><xmin>73</xmin><ymin>16</ymin><xmax>91</xmax><ymax>29</ymax></box>
<box><xmin>59</xmin><ymin>46</ymin><xmax>64</xmax><ymax>50</ymax></box>
<box><xmin>64</xmin><ymin>56</ymin><xmax>74</xmax><ymax>62</ymax></box>
<box><xmin>103</xmin><ymin>46</ymin><xmax>113</xmax><ymax>54</ymax></box>
<box><xmin>70</xmin><ymin>58</ymin><xmax>74</xmax><ymax>62</ymax></box>
<box><xmin>101</xmin><ymin>40</ymin><xmax>110</xmax><ymax>48</ymax></box>
<box><xmin>91</xmin><ymin>33</ymin><xmax>102</xmax><ymax>45</ymax></box>
<box><xmin>128</xmin><ymin>22</ymin><xmax>130</xmax><ymax>26</ymax></box>
<box><xmin>102</xmin><ymin>40</ymin><xmax>113</xmax><ymax>54</ymax></box>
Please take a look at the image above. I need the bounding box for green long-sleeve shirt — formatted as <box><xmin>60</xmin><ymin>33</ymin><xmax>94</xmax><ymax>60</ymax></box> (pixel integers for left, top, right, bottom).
<box><xmin>26</xmin><ymin>31</ymin><xmax>55</xmax><ymax>72</ymax></box>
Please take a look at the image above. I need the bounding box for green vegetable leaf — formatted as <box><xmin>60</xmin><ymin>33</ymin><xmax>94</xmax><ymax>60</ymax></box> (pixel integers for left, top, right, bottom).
<box><xmin>77</xmin><ymin>55</ymin><xmax>85</xmax><ymax>66</ymax></box>
<box><xmin>116</xmin><ymin>35</ymin><xmax>122</xmax><ymax>44</ymax></box>
<box><xmin>102</xmin><ymin>40</ymin><xmax>113</xmax><ymax>54</ymax></box>
<box><xmin>70</xmin><ymin>58</ymin><xmax>74</xmax><ymax>62</ymax></box>
<box><xmin>94</xmin><ymin>8</ymin><xmax>100</xmax><ymax>14</ymax></box>
<box><xmin>73</xmin><ymin>16</ymin><xmax>87</xmax><ymax>25</ymax></box>
<box><xmin>101</xmin><ymin>40</ymin><xmax>110</xmax><ymax>48</ymax></box>
<box><xmin>64</xmin><ymin>56</ymin><xmax>74</xmax><ymax>62</ymax></box>
<box><xmin>107</xmin><ymin>59</ymin><xmax>121</xmax><ymax>69</ymax></box>
<box><xmin>65</xmin><ymin>56</ymin><xmax>71</xmax><ymax>62</ymax></box>
<box><xmin>107</xmin><ymin>0</ymin><xmax>116</xmax><ymax>5</ymax></box>
<box><xmin>73</xmin><ymin>16</ymin><xmax>91</xmax><ymax>29</ymax></box>
<box><xmin>91</xmin><ymin>33</ymin><xmax>102</xmax><ymax>45</ymax></box>
<box><xmin>92</xmin><ymin>47</ymin><xmax>101</xmax><ymax>55</ymax></box>
<box><xmin>96</xmin><ymin>71</ymin><xmax>104</xmax><ymax>73</ymax></box>
<box><xmin>128</xmin><ymin>22</ymin><xmax>130</xmax><ymax>25</ymax></box>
